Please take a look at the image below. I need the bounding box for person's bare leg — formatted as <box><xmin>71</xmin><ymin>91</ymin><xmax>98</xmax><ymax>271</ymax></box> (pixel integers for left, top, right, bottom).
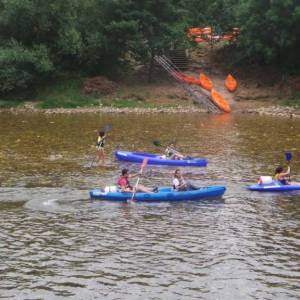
<box><xmin>290</xmin><ymin>181</ymin><xmax>300</xmax><ymax>185</ymax></box>
<box><xmin>100</xmin><ymin>149</ymin><xmax>105</xmax><ymax>165</ymax></box>
<box><xmin>96</xmin><ymin>150</ymin><xmax>100</xmax><ymax>163</ymax></box>
<box><xmin>136</xmin><ymin>184</ymin><xmax>153</xmax><ymax>193</ymax></box>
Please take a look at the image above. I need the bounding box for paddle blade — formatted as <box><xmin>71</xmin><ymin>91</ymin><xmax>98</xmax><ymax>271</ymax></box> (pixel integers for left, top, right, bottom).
<box><xmin>285</xmin><ymin>152</ymin><xmax>292</xmax><ymax>162</ymax></box>
<box><xmin>153</xmin><ymin>140</ymin><xmax>161</xmax><ymax>147</ymax></box>
<box><xmin>102</xmin><ymin>124</ymin><xmax>112</xmax><ymax>133</ymax></box>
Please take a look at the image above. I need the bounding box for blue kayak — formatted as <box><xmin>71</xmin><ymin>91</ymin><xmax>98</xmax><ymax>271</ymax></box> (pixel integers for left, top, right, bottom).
<box><xmin>247</xmin><ymin>180</ymin><xmax>300</xmax><ymax>192</ymax></box>
<box><xmin>115</xmin><ymin>150</ymin><xmax>207</xmax><ymax>167</ymax></box>
<box><xmin>90</xmin><ymin>186</ymin><xmax>225</xmax><ymax>202</ymax></box>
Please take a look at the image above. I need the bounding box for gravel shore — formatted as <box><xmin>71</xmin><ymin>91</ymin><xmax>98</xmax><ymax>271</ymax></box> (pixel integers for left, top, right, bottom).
<box><xmin>1</xmin><ymin>104</ymin><xmax>300</xmax><ymax>118</ymax></box>
<box><xmin>240</xmin><ymin>105</ymin><xmax>300</xmax><ymax>118</ymax></box>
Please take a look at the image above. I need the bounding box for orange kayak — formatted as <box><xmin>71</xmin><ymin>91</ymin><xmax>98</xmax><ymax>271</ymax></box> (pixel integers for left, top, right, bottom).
<box><xmin>199</xmin><ymin>73</ymin><xmax>213</xmax><ymax>91</ymax></box>
<box><xmin>225</xmin><ymin>74</ymin><xmax>237</xmax><ymax>92</ymax></box>
<box><xmin>194</xmin><ymin>37</ymin><xmax>205</xmax><ymax>43</ymax></box>
<box><xmin>179</xmin><ymin>74</ymin><xmax>200</xmax><ymax>85</ymax></box>
<box><xmin>211</xmin><ymin>88</ymin><xmax>231</xmax><ymax>113</ymax></box>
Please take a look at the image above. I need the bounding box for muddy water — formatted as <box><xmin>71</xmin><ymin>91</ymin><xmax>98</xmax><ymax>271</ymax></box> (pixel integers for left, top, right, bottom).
<box><xmin>0</xmin><ymin>112</ymin><xmax>300</xmax><ymax>300</ymax></box>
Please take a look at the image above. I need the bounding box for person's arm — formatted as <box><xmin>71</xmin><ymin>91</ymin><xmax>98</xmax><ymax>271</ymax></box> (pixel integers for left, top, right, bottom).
<box><xmin>278</xmin><ymin>171</ymin><xmax>290</xmax><ymax>180</ymax></box>
<box><xmin>179</xmin><ymin>176</ymin><xmax>187</xmax><ymax>187</ymax></box>
<box><xmin>170</xmin><ymin>147</ymin><xmax>185</xmax><ymax>158</ymax></box>
<box><xmin>120</xmin><ymin>185</ymin><xmax>127</xmax><ymax>192</ymax></box>
<box><xmin>281</xmin><ymin>167</ymin><xmax>290</xmax><ymax>177</ymax></box>
<box><xmin>129</xmin><ymin>171</ymin><xmax>141</xmax><ymax>179</ymax></box>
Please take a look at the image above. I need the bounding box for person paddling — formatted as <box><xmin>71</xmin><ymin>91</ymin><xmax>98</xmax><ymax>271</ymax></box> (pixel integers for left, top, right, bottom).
<box><xmin>274</xmin><ymin>166</ymin><xmax>291</xmax><ymax>185</ymax></box>
<box><xmin>117</xmin><ymin>169</ymin><xmax>158</xmax><ymax>193</ymax></box>
<box><xmin>273</xmin><ymin>165</ymin><xmax>300</xmax><ymax>185</ymax></box>
<box><xmin>165</xmin><ymin>143</ymin><xmax>185</xmax><ymax>160</ymax></box>
<box><xmin>173</xmin><ymin>169</ymin><xmax>198</xmax><ymax>191</ymax></box>
<box><xmin>96</xmin><ymin>131</ymin><xmax>106</xmax><ymax>165</ymax></box>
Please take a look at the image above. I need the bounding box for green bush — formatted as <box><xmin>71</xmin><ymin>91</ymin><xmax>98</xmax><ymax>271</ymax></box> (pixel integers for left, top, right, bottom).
<box><xmin>284</xmin><ymin>91</ymin><xmax>300</xmax><ymax>107</ymax></box>
<box><xmin>0</xmin><ymin>41</ymin><xmax>53</xmax><ymax>94</ymax></box>
<box><xmin>36</xmin><ymin>79</ymin><xmax>98</xmax><ymax>108</ymax></box>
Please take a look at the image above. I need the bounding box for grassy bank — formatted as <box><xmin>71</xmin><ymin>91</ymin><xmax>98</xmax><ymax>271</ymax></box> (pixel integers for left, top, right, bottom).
<box><xmin>0</xmin><ymin>72</ymin><xmax>299</xmax><ymax>110</ymax></box>
<box><xmin>283</xmin><ymin>91</ymin><xmax>300</xmax><ymax>107</ymax></box>
<box><xmin>0</xmin><ymin>76</ymin><xmax>193</xmax><ymax>109</ymax></box>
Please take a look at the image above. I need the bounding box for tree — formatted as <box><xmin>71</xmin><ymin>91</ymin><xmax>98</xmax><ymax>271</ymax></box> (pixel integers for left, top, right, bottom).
<box><xmin>236</xmin><ymin>0</ymin><xmax>300</xmax><ymax>71</ymax></box>
<box><xmin>0</xmin><ymin>0</ymin><xmax>84</xmax><ymax>93</ymax></box>
<box><xmin>83</xmin><ymin>0</ymin><xmax>186</xmax><ymax>81</ymax></box>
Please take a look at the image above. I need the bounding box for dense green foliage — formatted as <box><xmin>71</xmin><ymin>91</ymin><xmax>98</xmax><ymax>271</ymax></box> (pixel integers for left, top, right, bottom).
<box><xmin>236</xmin><ymin>0</ymin><xmax>300</xmax><ymax>71</ymax></box>
<box><xmin>0</xmin><ymin>0</ymin><xmax>299</xmax><ymax>95</ymax></box>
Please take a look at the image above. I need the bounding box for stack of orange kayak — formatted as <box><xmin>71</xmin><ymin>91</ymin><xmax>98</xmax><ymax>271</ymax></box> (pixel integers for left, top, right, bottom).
<box><xmin>225</xmin><ymin>74</ymin><xmax>237</xmax><ymax>92</ymax></box>
<box><xmin>177</xmin><ymin>73</ymin><xmax>200</xmax><ymax>85</ymax></box>
<box><xmin>211</xmin><ymin>88</ymin><xmax>231</xmax><ymax>113</ymax></box>
<box><xmin>199</xmin><ymin>73</ymin><xmax>213</xmax><ymax>91</ymax></box>
<box><xmin>188</xmin><ymin>28</ymin><xmax>202</xmax><ymax>36</ymax></box>
<box><xmin>194</xmin><ymin>37</ymin><xmax>205</xmax><ymax>43</ymax></box>
<box><xmin>173</xmin><ymin>70</ymin><xmax>232</xmax><ymax>114</ymax></box>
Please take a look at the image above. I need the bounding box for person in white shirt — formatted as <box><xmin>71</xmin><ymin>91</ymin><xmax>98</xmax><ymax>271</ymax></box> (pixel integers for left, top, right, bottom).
<box><xmin>173</xmin><ymin>169</ymin><xmax>197</xmax><ymax>191</ymax></box>
<box><xmin>165</xmin><ymin>143</ymin><xmax>185</xmax><ymax>160</ymax></box>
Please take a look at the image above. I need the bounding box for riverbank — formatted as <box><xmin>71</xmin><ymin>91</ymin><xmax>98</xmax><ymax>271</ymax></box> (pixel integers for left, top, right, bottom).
<box><xmin>2</xmin><ymin>100</ymin><xmax>300</xmax><ymax>118</ymax></box>
<box><xmin>1</xmin><ymin>45</ymin><xmax>299</xmax><ymax>117</ymax></box>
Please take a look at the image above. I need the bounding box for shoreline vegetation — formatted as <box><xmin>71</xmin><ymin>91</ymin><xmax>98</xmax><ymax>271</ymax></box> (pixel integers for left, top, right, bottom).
<box><xmin>1</xmin><ymin>41</ymin><xmax>300</xmax><ymax>118</ymax></box>
<box><xmin>1</xmin><ymin>44</ymin><xmax>300</xmax><ymax>118</ymax></box>
<box><xmin>1</xmin><ymin>65</ymin><xmax>300</xmax><ymax>118</ymax></box>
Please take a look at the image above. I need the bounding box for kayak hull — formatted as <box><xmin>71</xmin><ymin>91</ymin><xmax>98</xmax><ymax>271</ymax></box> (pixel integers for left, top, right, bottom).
<box><xmin>90</xmin><ymin>186</ymin><xmax>226</xmax><ymax>202</ymax></box>
<box><xmin>247</xmin><ymin>181</ymin><xmax>300</xmax><ymax>192</ymax></box>
<box><xmin>225</xmin><ymin>74</ymin><xmax>237</xmax><ymax>92</ymax></box>
<box><xmin>211</xmin><ymin>88</ymin><xmax>231</xmax><ymax>113</ymax></box>
<box><xmin>115</xmin><ymin>150</ymin><xmax>207</xmax><ymax>167</ymax></box>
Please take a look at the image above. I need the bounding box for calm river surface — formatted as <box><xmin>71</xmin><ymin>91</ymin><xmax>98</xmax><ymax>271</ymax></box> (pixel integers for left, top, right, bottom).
<box><xmin>0</xmin><ymin>112</ymin><xmax>300</xmax><ymax>300</ymax></box>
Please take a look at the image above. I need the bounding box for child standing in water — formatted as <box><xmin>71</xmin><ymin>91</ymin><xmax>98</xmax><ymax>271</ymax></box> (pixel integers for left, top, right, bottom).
<box><xmin>96</xmin><ymin>131</ymin><xmax>106</xmax><ymax>165</ymax></box>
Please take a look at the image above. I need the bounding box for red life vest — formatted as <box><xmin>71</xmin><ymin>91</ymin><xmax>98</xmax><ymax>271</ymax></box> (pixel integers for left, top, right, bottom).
<box><xmin>118</xmin><ymin>176</ymin><xmax>131</xmax><ymax>188</ymax></box>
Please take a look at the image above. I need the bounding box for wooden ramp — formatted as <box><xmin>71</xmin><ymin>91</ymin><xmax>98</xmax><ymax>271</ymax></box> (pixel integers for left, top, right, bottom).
<box><xmin>154</xmin><ymin>55</ymin><xmax>221</xmax><ymax>113</ymax></box>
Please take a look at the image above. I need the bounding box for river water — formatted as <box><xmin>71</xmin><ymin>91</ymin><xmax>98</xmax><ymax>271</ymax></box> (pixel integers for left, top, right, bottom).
<box><xmin>0</xmin><ymin>112</ymin><xmax>299</xmax><ymax>300</ymax></box>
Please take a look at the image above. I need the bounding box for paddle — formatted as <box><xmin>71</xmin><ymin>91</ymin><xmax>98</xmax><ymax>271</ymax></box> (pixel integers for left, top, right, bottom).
<box><xmin>285</xmin><ymin>151</ymin><xmax>292</xmax><ymax>182</ymax></box>
<box><xmin>152</xmin><ymin>140</ymin><xmax>192</xmax><ymax>160</ymax></box>
<box><xmin>89</xmin><ymin>124</ymin><xmax>112</xmax><ymax>167</ymax></box>
<box><xmin>102</xmin><ymin>124</ymin><xmax>112</xmax><ymax>134</ymax></box>
<box><xmin>129</xmin><ymin>158</ymin><xmax>148</xmax><ymax>201</ymax></box>
<box><xmin>153</xmin><ymin>140</ymin><xmax>164</xmax><ymax>147</ymax></box>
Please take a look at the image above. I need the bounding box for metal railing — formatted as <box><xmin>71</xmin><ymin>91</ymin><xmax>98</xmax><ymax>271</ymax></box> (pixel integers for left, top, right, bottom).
<box><xmin>154</xmin><ymin>55</ymin><xmax>221</xmax><ymax>113</ymax></box>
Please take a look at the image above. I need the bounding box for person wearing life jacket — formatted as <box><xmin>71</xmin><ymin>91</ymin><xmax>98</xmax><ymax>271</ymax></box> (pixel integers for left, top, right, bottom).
<box><xmin>274</xmin><ymin>166</ymin><xmax>290</xmax><ymax>185</ymax></box>
<box><xmin>117</xmin><ymin>169</ymin><xmax>158</xmax><ymax>193</ymax></box>
<box><xmin>173</xmin><ymin>169</ymin><xmax>197</xmax><ymax>191</ymax></box>
<box><xmin>96</xmin><ymin>131</ymin><xmax>106</xmax><ymax>165</ymax></box>
<box><xmin>165</xmin><ymin>143</ymin><xmax>185</xmax><ymax>160</ymax></box>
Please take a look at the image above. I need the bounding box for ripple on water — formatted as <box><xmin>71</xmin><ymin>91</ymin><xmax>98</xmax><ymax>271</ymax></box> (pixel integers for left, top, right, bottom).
<box><xmin>0</xmin><ymin>113</ymin><xmax>300</xmax><ymax>299</ymax></box>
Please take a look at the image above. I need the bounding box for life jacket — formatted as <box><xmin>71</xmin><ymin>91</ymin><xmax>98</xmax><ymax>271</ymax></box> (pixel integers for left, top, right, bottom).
<box><xmin>118</xmin><ymin>176</ymin><xmax>131</xmax><ymax>188</ymax></box>
<box><xmin>96</xmin><ymin>136</ymin><xmax>105</xmax><ymax>147</ymax></box>
<box><xmin>173</xmin><ymin>177</ymin><xmax>185</xmax><ymax>190</ymax></box>
<box><xmin>274</xmin><ymin>174</ymin><xmax>288</xmax><ymax>185</ymax></box>
<box><xmin>165</xmin><ymin>147</ymin><xmax>176</xmax><ymax>158</ymax></box>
